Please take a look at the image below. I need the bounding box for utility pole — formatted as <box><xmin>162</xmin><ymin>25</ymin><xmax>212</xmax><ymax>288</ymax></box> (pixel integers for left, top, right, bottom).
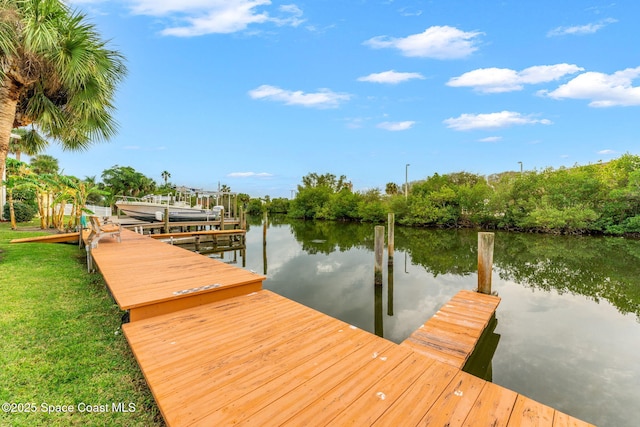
<box><xmin>405</xmin><ymin>163</ymin><xmax>410</xmax><ymax>200</ymax></box>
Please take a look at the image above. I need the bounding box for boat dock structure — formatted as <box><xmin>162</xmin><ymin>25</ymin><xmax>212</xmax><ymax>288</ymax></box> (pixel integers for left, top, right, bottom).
<box><xmin>81</xmin><ymin>228</ymin><xmax>592</xmax><ymax>425</ymax></box>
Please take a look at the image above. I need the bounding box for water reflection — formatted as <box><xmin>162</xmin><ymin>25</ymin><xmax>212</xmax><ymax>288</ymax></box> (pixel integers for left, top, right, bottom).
<box><xmin>463</xmin><ymin>315</ymin><xmax>500</xmax><ymax>382</ymax></box>
<box><xmin>273</xmin><ymin>219</ymin><xmax>640</xmax><ymax>321</ymax></box>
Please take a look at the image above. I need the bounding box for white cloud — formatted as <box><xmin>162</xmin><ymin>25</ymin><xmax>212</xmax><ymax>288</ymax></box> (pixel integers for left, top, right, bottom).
<box><xmin>478</xmin><ymin>136</ymin><xmax>502</xmax><ymax>143</ymax></box>
<box><xmin>122</xmin><ymin>0</ymin><xmax>304</xmax><ymax>36</ymax></box>
<box><xmin>540</xmin><ymin>67</ymin><xmax>640</xmax><ymax>107</ymax></box>
<box><xmin>447</xmin><ymin>64</ymin><xmax>583</xmax><ymax>93</ymax></box>
<box><xmin>227</xmin><ymin>172</ymin><xmax>274</xmax><ymax>178</ymax></box>
<box><xmin>547</xmin><ymin>18</ymin><xmax>617</xmax><ymax>37</ymax></box>
<box><xmin>272</xmin><ymin>4</ymin><xmax>305</xmax><ymax>27</ymax></box>
<box><xmin>357</xmin><ymin>70</ymin><xmax>425</xmax><ymax>84</ymax></box>
<box><xmin>598</xmin><ymin>149</ymin><xmax>617</xmax><ymax>155</ymax></box>
<box><xmin>377</xmin><ymin>121</ymin><xmax>415</xmax><ymax>131</ymax></box>
<box><xmin>363</xmin><ymin>25</ymin><xmax>483</xmax><ymax>59</ymax></box>
<box><xmin>444</xmin><ymin>111</ymin><xmax>552</xmax><ymax>131</ymax></box>
<box><xmin>248</xmin><ymin>85</ymin><xmax>351</xmax><ymax>108</ymax></box>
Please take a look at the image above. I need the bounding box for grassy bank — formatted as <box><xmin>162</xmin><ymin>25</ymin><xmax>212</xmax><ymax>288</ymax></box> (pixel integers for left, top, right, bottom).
<box><xmin>0</xmin><ymin>222</ymin><xmax>163</xmax><ymax>426</ymax></box>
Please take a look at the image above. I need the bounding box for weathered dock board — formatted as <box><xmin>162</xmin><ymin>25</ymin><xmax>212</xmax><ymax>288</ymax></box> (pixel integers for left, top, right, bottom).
<box><xmin>88</xmin><ymin>228</ymin><xmax>265</xmax><ymax>321</ymax></box>
<box><xmin>401</xmin><ymin>289</ymin><xmax>501</xmax><ymax>368</ymax></box>
<box><xmin>123</xmin><ymin>290</ymin><xmax>594</xmax><ymax>427</ymax></box>
<box><xmin>10</xmin><ymin>231</ymin><xmax>80</xmax><ymax>244</ymax></box>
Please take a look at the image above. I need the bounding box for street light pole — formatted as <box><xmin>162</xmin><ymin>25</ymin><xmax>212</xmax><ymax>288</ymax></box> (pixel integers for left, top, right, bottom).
<box><xmin>518</xmin><ymin>161</ymin><xmax>523</xmax><ymax>173</ymax></box>
<box><xmin>405</xmin><ymin>163</ymin><xmax>410</xmax><ymax>200</ymax></box>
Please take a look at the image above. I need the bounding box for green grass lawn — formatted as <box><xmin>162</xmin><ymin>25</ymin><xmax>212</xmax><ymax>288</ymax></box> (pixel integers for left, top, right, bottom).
<box><xmin>0</xmin><ymin>221</ymin><xmax>164</xmax><ymax>426</ymax></box>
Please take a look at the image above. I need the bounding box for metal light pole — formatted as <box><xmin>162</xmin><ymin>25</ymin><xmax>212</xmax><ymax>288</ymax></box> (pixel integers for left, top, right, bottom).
<box><xmin>405</xmin><ymin>163</ymin><xmax>410</xmax><ymax>199</ymax></box>
<box><xmin>518</xmin><ymin>161</ymin><xmax>523</xmax><ymax>173</ymax></box>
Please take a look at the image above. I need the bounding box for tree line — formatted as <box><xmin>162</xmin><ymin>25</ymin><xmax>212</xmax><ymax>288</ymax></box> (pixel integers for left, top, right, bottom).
<box><xmin>250</xmin><ymin>154</ymin><xmax>640</xmax><ymax>236</ymax></box>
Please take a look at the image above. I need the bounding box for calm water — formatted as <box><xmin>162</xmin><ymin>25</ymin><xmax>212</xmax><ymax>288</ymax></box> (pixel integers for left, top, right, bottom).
<box><xmin>210</xmin><ymin>217</ymin><xmax>640</xmax><ymax>427</ymax></box>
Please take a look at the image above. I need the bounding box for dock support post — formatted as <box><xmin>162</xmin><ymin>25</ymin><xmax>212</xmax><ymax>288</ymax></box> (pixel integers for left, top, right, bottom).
<box><xmin>164</xmin><ymin>207</ymin><xmax>169</xmax><ymax>233</ymax></box>
<box><xmin>263</xmin><ymin>210</ymin><xmax>268</xmax><ymax>275</ymax></box>
<box><xmin>387</xmin><ymin>262</ymin><xmax>394</xmax><ymax>316</ymax></box>
<box><xmin>220</xmin><ymin>208</ymin><xmax>225</xmax><ymax>230</ymax></box>
<box><xmin>478</xmin><ymin>232</ymin><xmax>495</xmax><ymax>295</ymax></box>
<box><xmin>387</xmin><ymin>213</ymin><xmax>394</xmax><ymax>265</ymax></box>
<box><xmin>374</xmin><ymin>225</ymin><xmax>384</xmax><ymax>286</ymax></box>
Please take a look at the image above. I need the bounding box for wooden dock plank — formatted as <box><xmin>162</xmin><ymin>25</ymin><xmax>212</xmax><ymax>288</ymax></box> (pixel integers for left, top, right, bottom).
<box><xmin>230</xmin><ymin>340</ymin><xmax>401</xmax><ymax>426</ymax></box>
<box><xmin>462</xmin><ymin>381</ymin><xmax>518</xmax><ymax>427</ymax></box>
<box><xmin>205</xmin><ymin>331</ymin><xmax>383</xmax><ymax>425</ymax></box>
<box><xmin>400</xmin><ymin>290</ymin><xmax>501</xmax><ymax>369</ymax></box>
<box><xmin>10</xmin><ymin>232</ymin><xmax>80</xmax><ymax>244</ymax></box>
<box><xmin>252</xmin><ymin>345</ymin><xmax>416</xmax><ymax>426</ymax></box>
<box><xmin>330</xmin><ymin>357</ymin><xmax>455</xmax><ymax>426</ymax></box>
<box><xmin>507</xmin><ymin>395</ymin><xmax>555</xmax><ymax>427</ymax></box>
<box><xmin>552</xmin><ymin>412</ymin><xmax>596</xmax><ymax>427</ymax></box>
<box><xmin>414</xmin><ymin>371</ymin><xmax>487</xmax><ymax>427</ymax></box>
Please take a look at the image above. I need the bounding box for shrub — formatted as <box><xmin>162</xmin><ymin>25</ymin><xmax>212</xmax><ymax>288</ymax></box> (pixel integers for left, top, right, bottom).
<box><xmin>3</xmin><ymin>201</ymin><xmax>37</xmax><ymax>223</ymax></box>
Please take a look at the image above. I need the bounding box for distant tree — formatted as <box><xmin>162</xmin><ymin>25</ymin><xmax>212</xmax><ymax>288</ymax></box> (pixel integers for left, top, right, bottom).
<box><xmin>0</xmin><ymin>0</ymin><xmax>127</xmax><ymax>191</ymax></box>
<box><xmin>101</xmin><ymin>165</ymin><xmax>156</xmax><ymax>204</ymax></box>
<box><xmin>300</xmin><ymin>172</ymin><xmax>349</xmax><ymax>192</ymax></box>
<box><xmin>161</xmin><ymin>170</ymin><xmax>171</xmax><ymax>185</ymax></box>
<box><xmin>385</xmin><ymin>182</ymin><xmax>400</xmax><ymax>195</ymax></box>
<box><xmin>8</xmin><ymin>128</ymin><xmax>47</xmax><ymax>161</ymax></box>
<box><xmin>268</xmin><ymin>197</ymin><xmax>290</xmax><ymax>214</ymax></box>
<box><xmin>30</xmin><ymin>154</ymin><xmax>59</xmax><ymax>175</ymax></box>
<box><xmin>246</xmin><ymin>198</ymin><xmax>263</xmax><ymax>215</ymax></box>
<box><xmin>237</xmin><ymin>193</ymin><xmax>250</xmax><ymax>208</ymax></box>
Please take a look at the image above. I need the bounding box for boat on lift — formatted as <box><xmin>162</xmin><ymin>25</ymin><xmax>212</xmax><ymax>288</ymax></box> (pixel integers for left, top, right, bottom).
<box><xmin>115</xmin><ymin>194</ymin><xmax>223</xmax><ymax>222</ymax></box>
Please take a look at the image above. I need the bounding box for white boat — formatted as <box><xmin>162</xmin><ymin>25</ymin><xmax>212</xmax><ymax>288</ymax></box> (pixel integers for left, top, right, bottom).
<box><xmin>115</xmin><ymin>195</ymin><xmax>223</xmax><ymax>222</ymax></box>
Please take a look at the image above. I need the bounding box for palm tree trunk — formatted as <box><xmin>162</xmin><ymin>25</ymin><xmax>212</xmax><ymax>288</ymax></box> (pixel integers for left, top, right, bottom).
<box><xmin>8</xmin><ymin>189</ymin><xmax>17</xmax><ymax>230</ymax></box>
<box><xmin>0</xmin><ymin>78</ymin><xmax>20</xmax><ymax>195</ymax></box>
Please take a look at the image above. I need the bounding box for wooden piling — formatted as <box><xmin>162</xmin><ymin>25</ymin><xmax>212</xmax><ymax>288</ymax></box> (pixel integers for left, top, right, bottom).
<box><xmin>220</xmin><ymin>208</ymin><xmax>225</xmax><ymax>230</ymax></box>
<box><xmin>478</xmin><ymin>232</ymin><xmax>495</xmax><ymax>295</ymax></box>
<box><xmin>374</xmin><ymin>280</ymin><xmax>383</xmax><ymax>337</ymax></box>
<box><xmin>164</xmin><ymin>207</ymin><xmax>169</xmax><ymax>233</ymax></box>
<box><xmin>374</xmin><ymin>225</ymin><xmax>384</xmax><ymax>286</ymax></box>
<box><xmin>387</xmin><ymin>262</ymin><xmax>394</xmax><ymax>316</ymax></box>
<box><xmin>387</xmin><ymin>213</ymin><xmax>394</xmax><ymax>265</ymax></box>
<box><xmin>263</xmin><ymin>210</ymin><xmax>268</xmax><ymax>275</ymax></box>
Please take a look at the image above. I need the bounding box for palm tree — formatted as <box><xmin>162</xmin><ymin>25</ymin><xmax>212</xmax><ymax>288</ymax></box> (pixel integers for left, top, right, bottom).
<box><xmin>8</xmin><ymin>127</ymin><xmax>48</xmax><ymax>161</ymax></box>
<box><xmin>161</xmin><ymin>170</ymin><xmax>171</xmax><ymax>186</ymax></box>
<box><xmin>3</xmin><ymin>157</ymin><xmax>30</xmax><ymax>229</ymax></box>
<box><xmin>0</xmin><ymin>0</ymin><xmax>127</xmax><ymax>188</ymax></box>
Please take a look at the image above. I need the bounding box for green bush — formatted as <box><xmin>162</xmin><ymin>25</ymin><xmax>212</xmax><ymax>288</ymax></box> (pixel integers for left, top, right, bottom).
<box><xmin>3</xmin><ymin>201</ymin><xmax>37</xmax><ymax>223</ymax></box>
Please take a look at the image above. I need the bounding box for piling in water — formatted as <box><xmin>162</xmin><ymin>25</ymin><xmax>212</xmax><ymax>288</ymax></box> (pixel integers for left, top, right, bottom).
<box><xmin>387</xmin><ymin>213</ymin><xmax>394</xmax><ymax>265</ymax></box>
<box><xmin>374</xmin><ymin>225</ymin><xmax>384</xmax><ymax>286</ymax></box>
<box><xmin>478</xmin><ymin>232</ymin><xmax>495</xmax><ymax>295</ymax></box>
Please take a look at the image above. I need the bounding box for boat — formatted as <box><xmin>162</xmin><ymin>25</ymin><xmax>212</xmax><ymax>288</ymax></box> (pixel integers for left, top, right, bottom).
<box><xmin>115</xmin><ymin>194</ymin><xmax>223</xmax><ymax>222</ymax></box>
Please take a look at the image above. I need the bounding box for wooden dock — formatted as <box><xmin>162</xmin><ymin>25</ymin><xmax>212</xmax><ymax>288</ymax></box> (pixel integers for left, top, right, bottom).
<box><xmin>85</xmin><ymin>228</ymin><xmax>594</xmax><ymax>426</ymax></box>
<box><xmin>123</xmin><ymin>290</ymin><xmax>592</xmax><ymax>426</ymax></box>
<box><xmin>88</xmin><ymin>229</ymin><xmax>264</xmax><ymax>321</ymax></box>
<box><xmin>402</xmin><ymin>289</ymin><xmax>501</xmax><ymax>369</ymax></box>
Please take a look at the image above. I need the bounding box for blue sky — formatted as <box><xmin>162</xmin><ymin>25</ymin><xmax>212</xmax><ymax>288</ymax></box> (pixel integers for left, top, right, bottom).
<box><xmin>47</xmin><ymin>0</ymin><xmax>640</xmax><ymax>198</ymax></box>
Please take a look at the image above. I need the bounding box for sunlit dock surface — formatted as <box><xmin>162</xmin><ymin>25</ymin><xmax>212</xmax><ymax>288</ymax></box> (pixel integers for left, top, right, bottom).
<box><xmin>86</xmin><ymin>228</ymin><xmax>593</xmax><ymax>426</ymax></box>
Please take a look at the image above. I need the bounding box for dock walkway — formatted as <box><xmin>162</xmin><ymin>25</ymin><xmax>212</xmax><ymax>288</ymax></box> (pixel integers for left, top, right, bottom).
<box><xmin>86</xmin><ymin>228</ymin><xmax>593</xmax><ymax>426</ymax></box>
<box><xmin>88</xmin><ymin>228</ymin><xmax>264</xmax><ymax>321</ymax></box>
<box><xmin>402</xmin><ymin>290</ymin><xmax>501</xmax><ymax>369</ymax></box>
<box><xmin>123</xmin><ymin>290</ymin><xmax>591</xmax><ymax>426</ymax></box>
